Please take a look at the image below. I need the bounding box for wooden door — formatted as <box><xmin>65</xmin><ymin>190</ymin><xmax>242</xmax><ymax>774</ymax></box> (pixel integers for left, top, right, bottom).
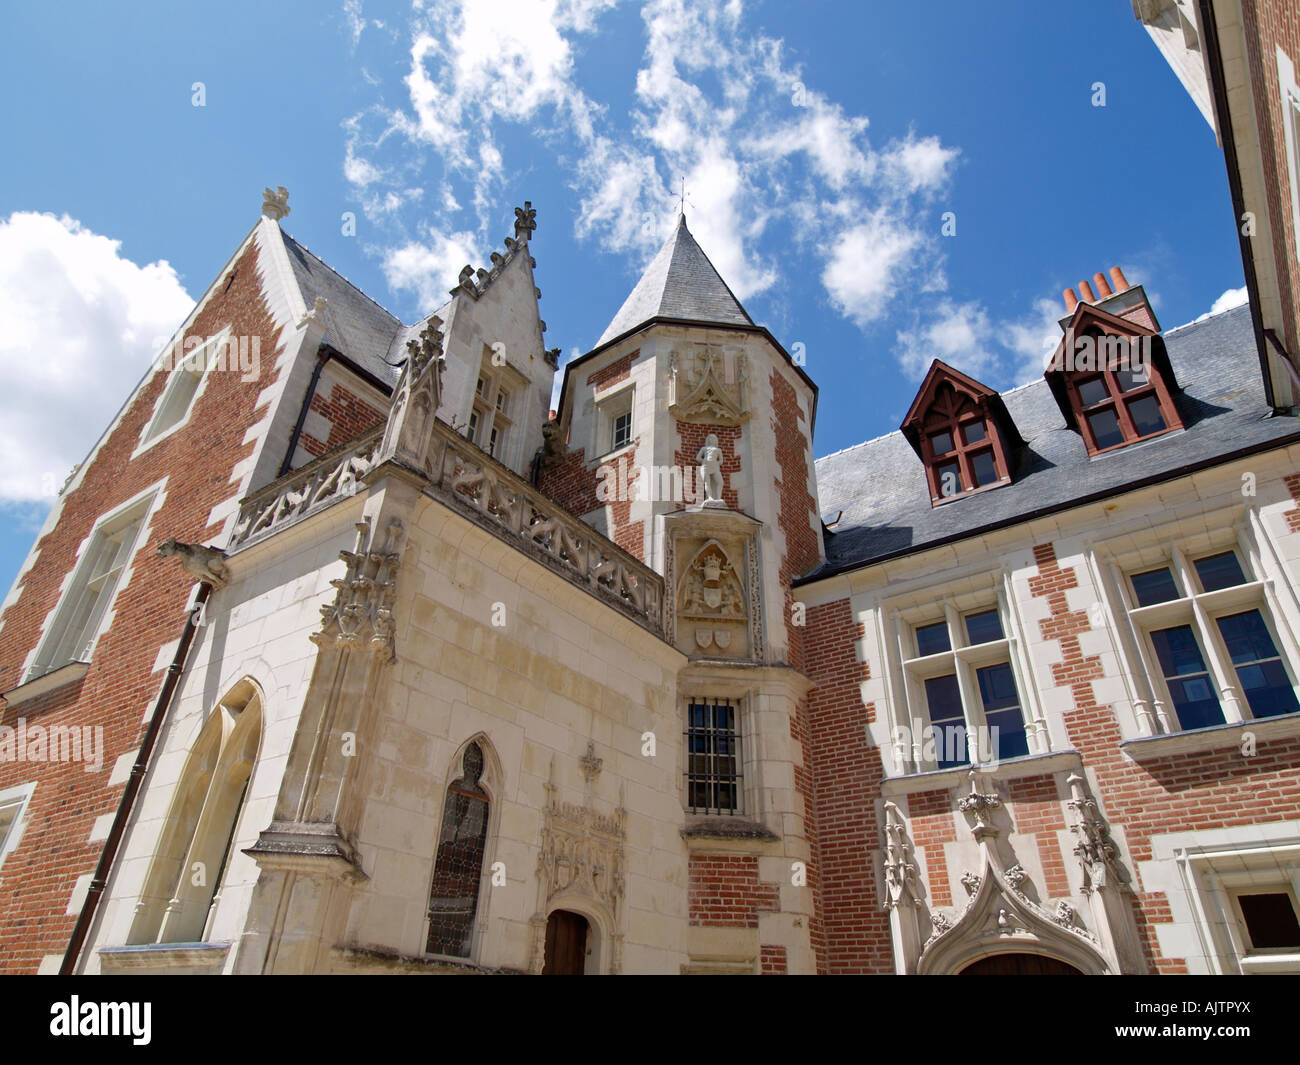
<box><xmin>960</xmin><ymin>953</ymin><xmax>1083</xmax><ymax>975</ymax></box>
<box><xmin>542</xmin><ymin>910</ymin><xmax>589</xmax><ymax>974</ymax></box>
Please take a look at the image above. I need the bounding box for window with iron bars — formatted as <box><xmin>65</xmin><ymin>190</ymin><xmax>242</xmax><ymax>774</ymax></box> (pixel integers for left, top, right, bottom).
<box><xmin>684</xmin><ymin>697</ymin><xmax>742</xmax><ymax>815</ymax></box>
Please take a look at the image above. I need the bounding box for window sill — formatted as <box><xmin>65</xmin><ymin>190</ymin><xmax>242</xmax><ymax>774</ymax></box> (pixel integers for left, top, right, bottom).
<box><xmin>98</xmin><ymin>942</ymin><xmax>230</xmax><ymax>973</ymax></box>
<box><xmin>682</xmin><ymin>817</ymin><xmax>781</xmax><ymax>853</ymax></box>
<box><xmin>880</xmin><ymin>748</ymin><xmax>1083</xmax><ymax>797</ymax></box>
<box><xmin>593</xmin><ymin>440</ymin><xmax>638</xmax><ymax>467</ymax></box>
<box><xmin>1</xmin><ymin>660</ymin><xmax>89</xmax><ymax>707</ymax></box>
<box><xmin>1120</xmin><ymin>712</ymin><xmax>1300</xmax><ymax>761</ymax></box>
<box><xmin>1239</xmin><ymin>952</ymin><xmax>1300</xmax><ymax>974</ymax></box>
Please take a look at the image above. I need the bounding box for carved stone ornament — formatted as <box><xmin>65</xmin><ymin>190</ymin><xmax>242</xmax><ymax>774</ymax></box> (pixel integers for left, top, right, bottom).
<box><xmin>538</xmin><ymin>419</ymin><xmax>566</xmax><ymax>471</ymax></box>
<box><xmin>310</xmin><ymin>517</ymin><xmax>403</xmax><ymax>660</ymax></box>
<box><xmin>514</xmin><ymin>200</ymin><xmax>537</xmax><ymax>242</ymax></box>
<box><xmin>157</xmin><ymin>537</ymin><xmax>230</xmax><ymax>589</ymax></box>
<box><xmin>882</xmin><ymin>801</ymin><xmax>921</xmax><ymax>911</ymax></box>
<box><xmin>667</xmin><ymin>345</ymin><xmax>750</xmax><ymax>426</ymax></box>
<box><xmin>956</xmin><ymin>771</ymin><xmax>1001</xmax><ymax>842</ymax></box>
<box><xmin>262</xmin><ymin>185</ymin><xmax>290</xmax><ymax>221</ymax></box>
<box><xmin>1004</xmin><ymin>864</ymin><xmax>1028</xmax><ymax>892</ymax></box>
<box><xmin>677</xmin><ymin>539</ymin><xmax>747</xmax><ymax>657</ymax></box>
<box><xmin>1066</xmin><ymin>772</ymin><xmax>1130</xmax><ymax>895</ymax></box>
<box><xmin>579</xmin><ymin>740</ymin><xmax>603</xmax><ymax>784</ymax></box>
<box><xmin>531</xmin><ymin>767</ymin><xmax>626</xmax><ymax>973</ymax></box>
<box><xmin>298</xmin><ymin>295</ymin><xmax>327</xmax><ymax>329</ymax></box>
<box><xmin>961</xmin><ymin>871</ymin><xmax>982</xmax><ymax>897</ymax></box>
<box><xmin>379</xmin><ymin>316</ymin><xmax>446</xmax><ymax>473</ymax></box>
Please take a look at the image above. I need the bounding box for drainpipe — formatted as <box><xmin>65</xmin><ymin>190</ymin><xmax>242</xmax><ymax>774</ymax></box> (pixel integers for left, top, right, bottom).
<box><xmin>280</xmin><ymin>348</ymin><xmax>329</xmax><ymax>477</ymax></box>
<box><xmin>60</xmin><ymin>581</ymin><xmax>212</xmax><ymax>975</ymax></box>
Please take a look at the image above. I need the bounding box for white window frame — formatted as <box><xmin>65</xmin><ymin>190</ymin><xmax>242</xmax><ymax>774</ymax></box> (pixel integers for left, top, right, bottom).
<box><xmin>133</xmin><ymin>327</ymin><xmax>230</xmax><ymax>456</ymax></box>
<box><xmin>880</xmin><ymin>571</ymin><xmax>1048</xmax><ymax>775</ymax></box>
<box><xmin>594</xmin><ymin>383</ymin><xmax>635</xmax><ymax>460</ymax></box>
<box><xmin>1095</xmin><ymin>517</ymin><xmax>1300</xmax><ymax>737</ymax></box>
<box><xmin>1278</xmin><ymin>47</ymin><xmax>1300</xmax><ymax>251</ymax></box>
<box><xmin>0</xmin><ymin>782</ymin><xmax>36</xmax><ymax>871</ymax></box>
<box><xmin>467</xmin><ymin>351</ymin><xmax>525</xmax><ymax>468</ymax></box>
<box><xmin>24</xmin><ymin>484</ymin><xmax>161</xmax><ymax>684</ymax></box>
<box><xmin>1174</xmin><ymin>836</ymin><xmax>1300</xmax><ymax>974</ymax></box>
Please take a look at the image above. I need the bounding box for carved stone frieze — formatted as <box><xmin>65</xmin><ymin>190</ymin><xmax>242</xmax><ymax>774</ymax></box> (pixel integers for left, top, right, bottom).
<box><xmin>882</xmin><ymin>801</ymin><xmax>921</xmax><ymax>911</ymax></box>
<box><xmin>310</xmin><ymin>517</ymin><xmax>403</xmax><ymax>660</ymax></box>
<box><xmin>1066</xmin><ymin>772</ymin><xmax>1130</xmax><ymax>895</ymax></box>
<box><xmin>667</xmin><ymin>344</ymin><xmax>750</xmax><ymax>426</ymax></box>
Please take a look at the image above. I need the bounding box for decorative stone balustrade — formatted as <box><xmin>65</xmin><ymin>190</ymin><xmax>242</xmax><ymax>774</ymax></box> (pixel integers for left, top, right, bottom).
<box><xmin>229</xmin><ymin>419</ymin><xmax>665</xmax><ymax>637</ymax></box>
<box><xmin>229</xmin><ymin>426</ymin><xmax>384</xmax><ymax>549</ymax></box>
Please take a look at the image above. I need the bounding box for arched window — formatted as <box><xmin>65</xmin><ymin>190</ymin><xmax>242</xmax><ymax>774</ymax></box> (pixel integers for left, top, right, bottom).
<box><xmin>130</xmin><ymin>679</ymin><xmax>262</xmax><ymax>945</ymax></box>
<box><xmin>901</xmin><ymin>362</ymin><xmax>1016</xmax><ymax>505</ymax></box>
<box><xmin>425</xmin><ymin>742</ymin><xmax>491</xmax><ymax>958</ymax></box>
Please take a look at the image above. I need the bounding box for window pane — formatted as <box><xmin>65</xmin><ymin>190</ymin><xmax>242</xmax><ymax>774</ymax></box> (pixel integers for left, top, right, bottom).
<box><xmin>685</xmin><ymin>698</ymin><xmax>741</xmax><ymax>814</ymax></box>
<box><xmin>1126</xmin><ymin>394</ymin><xmax>1167</xmax><ymax>437</ymax></box>
<box><xmin>935</xmin><ymin>460</ymin><xmax>962</xmax><ymax>497</ymax></box>
<box><xmin>1131</xmin><ymin>567</ymin><xmax>1180</xmax><ymax>607</ymax></box>
<box><xmin>1150</xmin><ymin>626</ymin><xmax>1224</xmax><ymax>730</ymax></box>
<box><xmin>1115</xmin><ymin>367</ymin><xmax>1150</xmax><ymax>392</ymax></box>
<box><xmin>612</xmin><ymin>411</ymin><xmax>631</xmax><ymax>450</ymax></box>
<box><xmin>969</xmin><ymin>449</ymin><xmax>999</xmax><ymax>487</ymax></box>
<box><xmin>1077</xmin><ymin>377</ymin><xmax>1109</xmax><ymax>406</ymax></box>
<box><xmin>976</xmin><ymin>663</ymin><xmax>1028</xmax><ymax>761</ymax></box>
<box><xmin>930</xmin><ymin>429</ymin><xmax>954</xmax><ymax>455</ymax></box>
<box><xmin>1194</xmin><ymin>551</ymin><xmax>1246</xmax><ymax>593</ymax></box>
<box><xmin>426</xmin><ymin>778</ymin><xmax>489</xmax><ymax>958</ymax></box>
<box><xmin>1086</xmin><ymin>407</ymin><xmax>1124</xmax><ymax>449</ymax></box>
<box><xmin>924</xmin><ymin>674</ymin><xmax>967</xmax><ymax>769</ymax></box>
<box><xmin>1216</xmin><ymin>610</ymin><xmax>1300</xmax><ymax>719</ymax></box>
<box><xmin>961</xmin><ymin>421</ymin><xmax>987</xmax><ymax>445</ymax></box>
<box><xmin>964</xmin><ymin>609</ymin><xmax>1004</xmax><ymax>645</ymax></box>
<box><xmin>915</xmin><ymin>621</ymin><xmax>951</xmax><ymax>657</ymax></box>
<box><xmin>1238</xmin><ymin>893</ymin><xmax>1300</xmax><ymax>950</ymax></box>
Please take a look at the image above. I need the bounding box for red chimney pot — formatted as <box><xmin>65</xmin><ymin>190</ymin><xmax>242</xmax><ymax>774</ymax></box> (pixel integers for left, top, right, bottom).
<box><xmin>1093</xmin><ymin>272</ymin><xmax>1113</xmax><ymax>298</ymax></box>
<box><xmin>1109</xmin><ymin>266</ymin><xmax>1129</xmax><ymax>292</ymax></box>
<box><xmin>1063</xmin><ymin>288</ymin><xmax>1079</xmax><ymax>312</ymax></box>
<box><xmin>1078</xmin><ymin>280</ymin><xmax>1097</xmax><ymax>302</ymax></box>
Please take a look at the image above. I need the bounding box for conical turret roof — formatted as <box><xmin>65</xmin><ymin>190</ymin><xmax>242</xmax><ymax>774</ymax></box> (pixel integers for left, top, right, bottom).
<box><xmin>596</xmin><ymin>214</ymin><xmax>754</xmax><ymax>345</ymax></box>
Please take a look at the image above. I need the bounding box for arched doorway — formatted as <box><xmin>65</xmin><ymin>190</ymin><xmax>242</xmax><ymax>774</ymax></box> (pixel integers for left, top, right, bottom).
<box><xmin>542</xmin><ymin>910</ymin><xmax>590</xmax><ymax>974</ymax></box>
<box><xmin>960</xmin><ymin>953</ymin><xmax>1084</xmax><ymax>975</ymax></box>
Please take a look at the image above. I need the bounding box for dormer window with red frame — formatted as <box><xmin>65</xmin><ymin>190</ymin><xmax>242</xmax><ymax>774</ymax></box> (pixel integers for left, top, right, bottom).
<box><xmin>901</xmin><ymin>361</ymin><xmax>1019</xmax><ymax>506</ymax></box>
<box><xmin>1045</xmin><ymin>298</ymin><xmax>1183</xmax><ymax>458</ymax></box>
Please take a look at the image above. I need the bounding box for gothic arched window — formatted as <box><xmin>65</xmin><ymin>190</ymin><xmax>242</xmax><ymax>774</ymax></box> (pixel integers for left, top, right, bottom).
<box><xmin>130</xmin><ymin>679</ymin><xmax>261</xmax><ymax>945</ymax></box>
<box><xmin>425</xmin><ymin>742</ymin><xmax>490</xmax><ymax>958</ymax></box>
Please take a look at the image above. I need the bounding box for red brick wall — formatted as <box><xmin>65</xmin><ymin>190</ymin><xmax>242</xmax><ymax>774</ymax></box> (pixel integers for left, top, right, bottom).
<box><xmin>0</xmin><ymin>237</ymin><xmax>286</xmax><ymax>973</ymax></box>
<box><xmin>536</xmin><ymin>439</ymin><xmax>645</xmax><ymax>561</ymax></box>
<box><xmin>586</xmin><ymin>348</ymin><xmax>639</xmax><ymax>391</ymax></box>
<box><xmin>1028</xmin><ymin>539</ymin><xmax>1300</xmax><ymax>974</ymax></box>
<box><xmin>299</xmin><ymin>378</ymin><xmax>385</xmax><ymax>458</ymax></box>
<box><xmin>760</xmin><ymin>944</ymin><xmax>788</xmax><ymax>974</ymax></box>
<box><xmin>801</xmin><ymin>597</ymin><xmax>892</xmax><ymax>973</ymax></box>
<box><xmin>1283</xmin><ymin>471</ymin><xmax>1300</xmax><ymax>532</ymax></box>
<box><xmin>1004</xmin><ymin>774</ymin><xmax>1071</xmax><ymax>899</ymax></box>
<box><xmin>688</xmin><ymin>853</ymin><xmax>779</xmax><ymax>928</ymax></box>
<box><xmin>771</xmin><ymin>370</ymin><xmax>819</xmax><ymax>673</ymax></box>
<box><xmin>909</xmin><ymin>788</ymin><xmax>957</xmax><ymax>908</ymax></box>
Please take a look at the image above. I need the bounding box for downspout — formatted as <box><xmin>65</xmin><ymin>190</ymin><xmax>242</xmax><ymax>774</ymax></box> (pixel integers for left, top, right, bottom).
<box><xmin>60</xmin><ymin>581</ymin><xmax>212</xmax><ymax>974</ymax></box>
<box><xmin>1197</xmin><ymin>0</ymin><xmax>1279</xmax><ymax>409</ymax></box>
<box><xmin>279</xmin><ymin>347</ymin><xmax>329</xmax><ymax>477</ymax></box>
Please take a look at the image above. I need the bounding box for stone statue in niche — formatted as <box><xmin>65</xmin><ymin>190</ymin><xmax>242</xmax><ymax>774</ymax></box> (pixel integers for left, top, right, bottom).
<box><xmin>696</xmin><ymin>433</ymin><xmax>725</xmax><ymax>507</ymax></box>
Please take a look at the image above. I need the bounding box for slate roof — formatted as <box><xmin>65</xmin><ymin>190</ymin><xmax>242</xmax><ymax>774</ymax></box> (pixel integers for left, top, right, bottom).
<box><xmin>278</xmin><ymin>231</ymin><xmax>404</xmax><ymax>386</ymax></box>
<box><xmin>803</xmin><ymin>303</ymin><xmax>1300</xmax><ymax>583</ymax></box>
<box><xmin>596</xmin><ymin>214</ymin><xmax>754</xmax><ymax>345</ymax></box>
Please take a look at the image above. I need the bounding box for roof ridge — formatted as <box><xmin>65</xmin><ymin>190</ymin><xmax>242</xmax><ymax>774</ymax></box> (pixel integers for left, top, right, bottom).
<box><xmin>1163</xmin><ymin>299</ymin><xmax>1250</xmax><ymax>337</ymax></box>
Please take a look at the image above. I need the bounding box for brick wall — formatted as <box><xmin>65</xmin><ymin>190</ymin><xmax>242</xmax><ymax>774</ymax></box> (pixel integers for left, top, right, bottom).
<box><xmin>0</xmin><ymin>237</ymin><xmax>286</xmax><ymax>973</ymax></box>
<box><xmin>299</xmin><ymin>378</ymin><xmax>385</xmax><ymax>458</ymax></box>
<box><xmin>1028</xmin><ymin>539</ymin><xmax>1300</xmax><ymax>974</ymax></box>
<box><xmin>687</xmin><ymin>853</ymin><xmax>779</xmax><ymax>928</ymax></box>
<box><xmin>771</xmin><ymin>370</ymin><xmax>819</xmax><ymax>673</ymax></box>
<box><xmin>801</xmin><ymin>597</ymin><xmax>892</xmax><ymax>973</ymax></box>
<box><xmin>673</xmin><ymin>420</ymin><xmax>740</xmax><ymax>510</ymax></box>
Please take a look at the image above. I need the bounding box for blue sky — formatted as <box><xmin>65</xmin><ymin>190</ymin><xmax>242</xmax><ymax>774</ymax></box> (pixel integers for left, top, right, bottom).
<box><xmin>0</xmin><ymin>0</ymin><xmax>1245</xmax><ymax>597</ymax></box>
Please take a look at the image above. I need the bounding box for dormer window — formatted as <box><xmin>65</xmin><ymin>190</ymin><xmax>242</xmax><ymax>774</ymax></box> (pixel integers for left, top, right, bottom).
<box><xmin>1064</xmin><ymin>355</ymin><xmax>1178</xmax><ymax>454</ymax></box>
<box><xmin>1045</xmin><ymin>298</ymin><xmax>1183</xmax><ymax>457</ymax></box>
<box><xmin>901</xmin><ymin>361</ymin><xmax>1018</xmax><ymax>506</ymax></box>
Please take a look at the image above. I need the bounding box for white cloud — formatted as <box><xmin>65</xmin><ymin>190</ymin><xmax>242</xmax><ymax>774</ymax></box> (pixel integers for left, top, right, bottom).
<box><xmin>348</xmin><ymin>0</ymin><xmax>960</xmax><ymax>331</ymax></box>
<box><xmin>1202</xmin><ymin>285</ymin><xmax>1248</xmax><ymax>319</ymax></box>
<box><xmin>0</xmin><ymin>212</ymin><xmax>193</xmax><ymax>502</ymax></box>
<box><xmin>1005</xmin><ymin>296</ymin><xmax>1067</xmax><ymax>383</ymax></box>
<box><xmin>894</xmin><ymin>300</ymin><xmax>997</xmax><ymax>381</ymax></box>
<box><xmin>382</xmin><ymin>228</ymin><xmax>480</xmax><ymax>309</ymax></box>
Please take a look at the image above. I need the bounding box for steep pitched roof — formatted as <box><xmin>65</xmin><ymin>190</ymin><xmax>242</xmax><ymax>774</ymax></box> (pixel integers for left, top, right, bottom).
<box><xmin>277</xmin><ymin>231</ymin><xmax>404</xmax><ymax>386</ymax></box>
<box><xmin>596</xmin><ymin>214</ymin><xmax>754</xmax><ymax>345</ymax></box>
<box><xmin>804</xmin><ymin>304</ymin><xmax>1300</xmax><ymax>582</ymax></box>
